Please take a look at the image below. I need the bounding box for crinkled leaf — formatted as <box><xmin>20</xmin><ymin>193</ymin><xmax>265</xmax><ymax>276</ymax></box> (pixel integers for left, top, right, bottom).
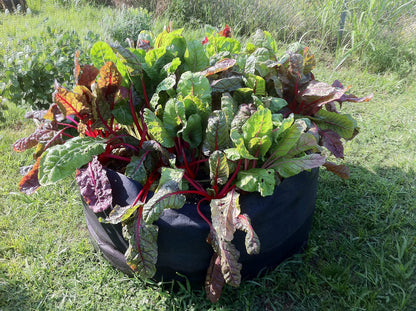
<box><xmin>158</xmin><ymin>167</ymin><xmax>184</xmax><ymax>189</ymax></box>
<box><xmin>143</xmin><ymin>108</ymin><xmax>175</xmax><ymax>148</ymax></box>
<box><xmin>13</xmin><ymin>121</ymin><xmax>58</xmax><ymax>152</ymax></box>
<box><xmin>236</xmin><ymin>168</ymin><xmax>275</xmax><ymax>197</ymax></box>
<box><xmin>177</xmin><ymin>72</ymin><xmax>212</xmax><ymax>114</ymax></box>
<box><xmin>75</xmin><ymin>156</ymin><xmax>112</xmax><ymax>213</ymax></box>
<box><xmin>323</xmin><ymin>161</ymin><xmax>350</xmax><ymax>179</ymax></box>
<box><xmin>141</xmin><ymin>140</ymin><xmax>172</xmax><ymax>166</ymax></box>
<box><xmin>18</xmin><ymin>157</ymin><xmax>41</xmax><ymax>195</ymax></box>
<box><xmin>205</xmin><ymin>253</ymin><xmax>225</xmax><ymax>303</ymax></box>
<box><xmin>111</xmin><ymin>100</ymin><xmax>134</xmax><ymax>125</ymax></box>
<box><xmin>210</xmin><ymin>190</ymin><xmax>241</xmax><ymax>241</ymax></box>
<box><xmin>184</xmin><ymin>40</ymin><xmax>210</xmax><ymax>72</ymax></box>
<box><xmin>161</xmin><ymin>57</ymin><xmax>181</xmax><ymax>76</ymax></box>
<box><xmin>53</xmin><ymin>83</ymin><xmax>93</xmax><ymax>118</ymax></box>
<box><xmin>235</xmin><ymin>214</ymin><xmax>260</xmax><ymax>255</ymax></box>
<box><xmin>111</xmin><ymin>44</ymin><xmax>143</xmax><ymax>77</ymax></box>
<box><xmin>220</xmin><ymin>93</ymin><xmax>237</xmax><ymax>128</ymax></box>
<box><xmin>203</xmin><ymin>110</ymin><xmax>230</xmax><ymax>155</ymax></box>
<box><xmin>182</xmin><ymin>113</ymin><xmax>203</xmax><ymax>148</ymax></box>
<box><xmin>101</xmin><ymin>204</ymin><xmax>141</xmax><ymax>224</ymax></box>
<box><xmin>209</xmin><ymin>150</ymin><xmax>229</xmax><ymax>186</ymax></box>
<box><xmin>302</xmin><ymin>47</ymin><xmax>316</xmax><ymax>74</ymax></box>
<box><xmin>319</xmin><ymin>129</ymin><xmax>344</xmax><ymax>158</ymax></box>
<box><xmin>125</xmin><ymin>154</ymin><xmax>148</xmax><ymax>185</ymax></box>
<box><xmin>142</xmin><ymin>180</ymin><xmax>186</xmax><ymax>224</ymax></box>
<box><xmin>155</xmin><ymin>75</ymin><xmax>176</xmax><ymax>97</ymax></box>
<box><xmin>208</xmin><ymin>230</ymin><xmax>242</xmax><ymax>287</ymax></box>
<box><xmin>273</xmin><ymin>153</ymin><xmax>326</xmax><ymax>178</ymax></box>
<box><xmin>123</xmin><ymin>215</ymin><xmax>158</xmax><ymax>278</ymax></box>
<box><xmin>230</xmin><ymin>104</ymin><xmax>256</xmax><ymax>133</ymax></box>
<box><xmin>77</xmin><ymin>65</ymin><xmax>99</xmax><ymax>88</ymax></box>
<box><xmin>97</xmin><ymin>61</ymin><xmax>122</xmax><ymax>103</ymax></box>
<box><xmin>38</xmin><ymin>136</ymin><xmax>106</xmax><ymax>185</ymax></box>
<box><xmin>297</xmin><ymin>80</ymin><xmax>347</xmax><ymax>115</ymax></box>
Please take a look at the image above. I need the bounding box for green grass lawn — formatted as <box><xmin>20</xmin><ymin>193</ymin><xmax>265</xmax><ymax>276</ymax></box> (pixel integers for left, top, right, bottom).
<box><xmin>1</xmin><ymin>1</ymin><xmax>416</xmax><ymax>310</ymax></box>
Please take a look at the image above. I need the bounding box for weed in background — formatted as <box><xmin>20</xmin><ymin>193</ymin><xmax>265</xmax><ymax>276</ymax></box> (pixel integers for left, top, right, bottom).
<box><xmin>101</xmin><ymin>6</ymin><xmax>152</xmax><ymax>46</ymax></box>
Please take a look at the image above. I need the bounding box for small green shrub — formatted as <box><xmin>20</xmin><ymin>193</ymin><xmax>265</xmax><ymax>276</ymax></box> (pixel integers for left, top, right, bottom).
<box><xmin>101</xmin><ymin>6</ymin><xmax>152</xmax><ymax>46</ymax></box>
<box><xmin>0</xmin><ymin>27</ymin><xmax>99</xmax><ymax>109</ymax></box>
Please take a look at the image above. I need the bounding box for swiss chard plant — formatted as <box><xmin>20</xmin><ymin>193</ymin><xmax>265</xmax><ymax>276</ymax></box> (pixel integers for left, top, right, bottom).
<box><xmin>14</xmin><ymin>25</ymin><xmax>372</xmax><ymax>302</ymax></box>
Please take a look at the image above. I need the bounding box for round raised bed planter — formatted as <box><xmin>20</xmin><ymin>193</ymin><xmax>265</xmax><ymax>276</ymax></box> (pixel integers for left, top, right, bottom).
<box><xmin>83</xmin><ymin>168</ymin><xmax>319</xmax><ymax>287</ymax></box>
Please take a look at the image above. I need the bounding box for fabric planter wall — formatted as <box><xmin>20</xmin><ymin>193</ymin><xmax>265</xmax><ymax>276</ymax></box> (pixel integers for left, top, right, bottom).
<box><xmin>83</xmin><ymin>168</ymin><xmax>319</xmax><ymax>287</ymax></box>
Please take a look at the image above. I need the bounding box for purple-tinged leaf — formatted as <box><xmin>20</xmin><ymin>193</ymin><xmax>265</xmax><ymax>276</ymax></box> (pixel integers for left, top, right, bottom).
<box><xmin>13</xmin><ymin>121</ymin><xmax>59</xmax><ymax>152</ymax></box>
<box><xmin>331</xmin><ymin>80</ymin><xmax>373</xmax><ymax>106</ymax></box>
<box><xmin>208</xmin><ymin>230</ymin><xmax>242</xmax><ymax>287</ymax></box>
<box><xmin>323</xmin><ymin>161</ymin><xmax>350</xmax><ymax>179</ymax></box>
<box><xmin>210</xmin><ymin>190</ymin><xmax>241</xmax><ymax>241</ymax></box>
<box><xmin>296</xmin><ymin>80</ymin><xmax>348</xmax><ymax>115</ymax></box>
<box><xmin>18</xmin><ymin>158</ymin><xmax>41</xmax><ymax>195</ymax></box>
<box><xmin>123</xmin><ymin>214</ymin><xmax>158</xmax><ymax>278</ymax></box>
<box><xmin>205</xmin><ymin>253</ymin><xmax>225</xmax><ymax>303</ymax></box>
<box><xmin>209</xmin><ymin>151</ymin><xmax>229</xmax><ymax>186</ymax></box>
<box><xmin>75</xmin><ymin>156</ymin><xmax>112</xmax><ymax>213</ymax></box>
<box><xmin>319</xmin><ymin>129</ymin><xmax>344</xmax><ymax>158</ymax></box>
<box><xmin>235</xmin><ymin>214</ymin><xmax>260</xmax><ymax>255</ymax></box>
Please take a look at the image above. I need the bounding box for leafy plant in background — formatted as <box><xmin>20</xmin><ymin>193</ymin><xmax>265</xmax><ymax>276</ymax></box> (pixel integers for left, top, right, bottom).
<box><xmin>14</xmin><ymin>25</ymin><xmax>371</xmax><ymax>302</ymax></box>
<box><xmin>101</xmin><ymin>6</ymin><xmax>152</xmax><ymax>47</ymax></box>
<box><xmin>0</xmin><ymin>27</ymin><xmax>99</xmax><ymax>109</ymax></box>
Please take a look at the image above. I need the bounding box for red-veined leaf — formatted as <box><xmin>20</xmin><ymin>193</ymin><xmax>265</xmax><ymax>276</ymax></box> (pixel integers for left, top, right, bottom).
<box><xmin>323</xmin><ymin>161</ymin><xmax>350</xmax><ymax>179</ymax></box>
<box><xmin>319</xmin><ymin>129</ymin><xmax>344</xmax><ymax>158</ymax></box>
<box><xmin>18</xmin><ymin>157</ymin><xmax>41</xmax><ymax>195</ymax></box>
<box><xmin>205</xmin><ymin>253</ymin><xmax>225</xmax><ymax>303</ymax></box>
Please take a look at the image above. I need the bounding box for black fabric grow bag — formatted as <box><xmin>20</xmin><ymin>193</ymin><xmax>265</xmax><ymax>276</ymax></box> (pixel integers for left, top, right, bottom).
<box><xmin>83</xmin><ymin>168</ymin><xmax>319</xmax><ymax>287</ymax></box>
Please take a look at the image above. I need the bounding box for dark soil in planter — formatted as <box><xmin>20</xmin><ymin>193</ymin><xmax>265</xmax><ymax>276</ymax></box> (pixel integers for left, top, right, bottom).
<box><xmin>83</xmin><ymin>168</ymin><xmax>319</xmax><ymax>287</ymax></box>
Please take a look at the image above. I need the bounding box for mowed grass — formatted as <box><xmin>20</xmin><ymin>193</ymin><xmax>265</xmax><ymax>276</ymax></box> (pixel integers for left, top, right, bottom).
<box><xmin>1</xmin><ymin>0</ymin><xmax>416</xmax><ymax>310</ymax></box>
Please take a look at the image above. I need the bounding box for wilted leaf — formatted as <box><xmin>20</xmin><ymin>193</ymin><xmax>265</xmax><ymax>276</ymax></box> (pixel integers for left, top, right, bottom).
<box><xmin>18</xmin><ymin>157</ymin><xmax>41</xmax><ymax>195</ymax></box>
<box><xmin>205</xmin><ymin>253</ymin><xmax>225</xmax><ymax>303</ymax></box>
<box><xmin>323</xmin><ymin>161</ymin><xmax>350</xmax><ymax>179</ymax></box>
<box><xmin>235</xmin><ymin>214</ymin><xmax>260</xmax><ymax>255</ymax></box>
<box><xmin>101</xmin><ymin>204</ymin><xmax>141</xmax><ymax>224</ymax></box>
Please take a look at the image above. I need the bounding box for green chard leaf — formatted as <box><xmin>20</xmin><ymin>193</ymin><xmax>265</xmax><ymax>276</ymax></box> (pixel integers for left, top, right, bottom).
<box><xmin>203</xmin><ymin>110</ymin><xmax>230</xmax><ymax>155</ymax></box>
<box><xmin>143</xmin><ymin>108</ymin><xmax>175</xmax><ymax>148</ymax></box>
<box><xmin>242</xmin><ymin>106</ymin><xmax>273</xmax><ymax>147</ymax></box>
<box><xmin>209</xmin><ymin>151</ymin><xmax>229</xmax><ymax>186</ymax></box>
<box><xmin>90</xmin><ymin>41</ymin><xmax>118</xmax><ymax>70</ymax></box>
<box><xmin>177</xmin><ymin>72</ymin><xmax>212</xmax><ymax>110</ymax></box>
<box><xmin>39</xmin><ymin>137</ymin><xmax>106</xmax><ymax>185</ymax></box>
<box><xmin>125</xmin><ymin>154</ymin><xmax>148</xmax><ymax>185</ymax></box>
<box><xmin>142</xmin><ymin>180</ymin><xmax>186</xmax><ymax>224</ymax></box>
<box><xmin>101</xmin><ymin>204</ymin><xmax>142</xmax><ymax>224</ymax></box>
<box><xmin>123</xmin><ymin>215</ymin><xmax>158</xmax><ymax>279</ymax></box>
<box><xmin>236</xmin><ymin>168</ymin><xmax>275</xmax><ymax>197</ymax></box>
<box><xmin>163</xmin><ymin>98</ymin><xmax>186</xmax><ymax>137</ymax></box>
<box><xmin>220</xmin><ymin>93</ymin><xmax>237</xmax><ymax>128</ymax></box>
<box><xmin>309</xmin><ymin>109</ymin><xmax>356</xmax><ymax>139</ymax></box>
<box><xmin>184</xmin><ymin>40</ymin><xmax>210</xmax><ymax>72</ymax></box>
<box><xmin>272</xmin><ymin>153</ymin><xmax>326</xmax><ymax>178</ymax></box>
<box><xmin>181</xmin><ymin>113</ymin><xmax>203</xmax><ymax>148</ymax></box>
